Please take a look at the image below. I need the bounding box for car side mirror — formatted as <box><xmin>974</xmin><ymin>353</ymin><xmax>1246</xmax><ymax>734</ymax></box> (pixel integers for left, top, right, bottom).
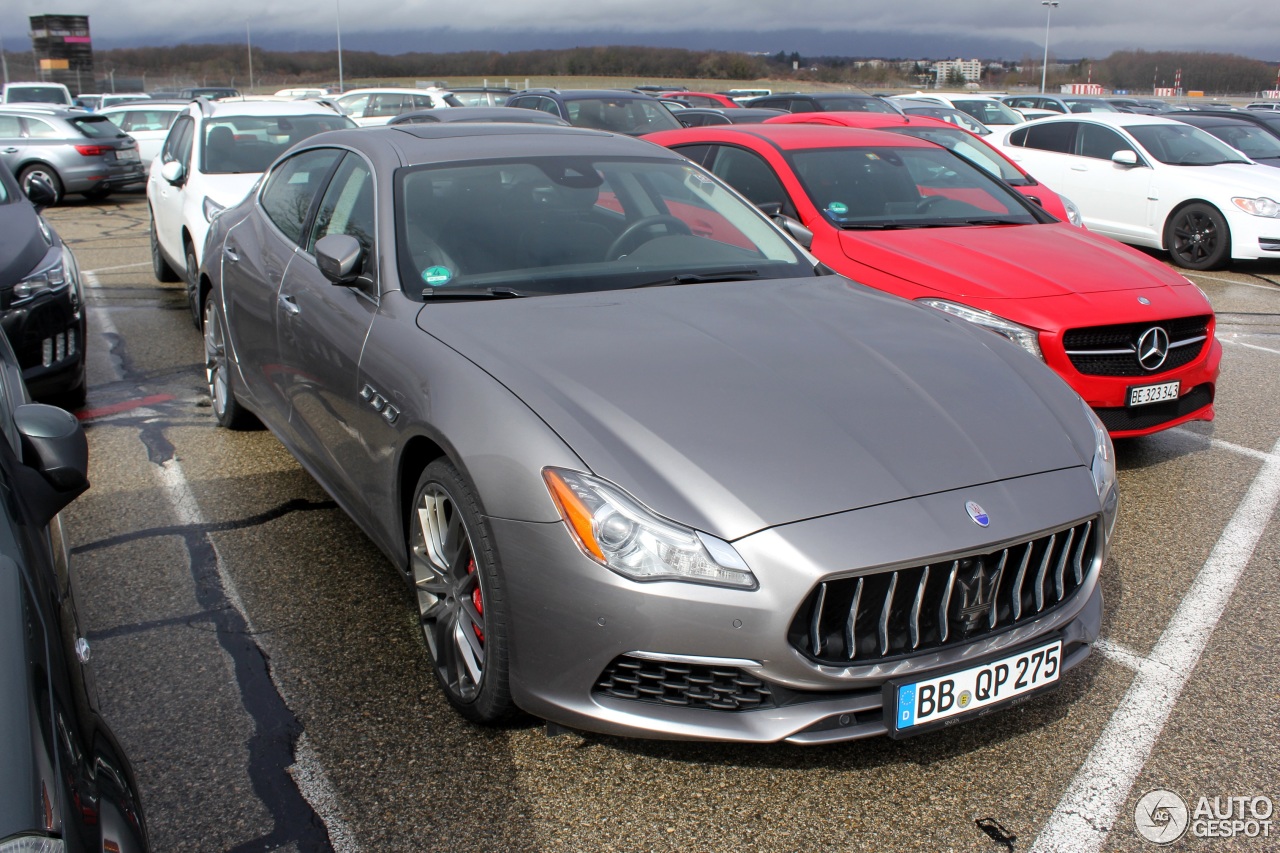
<box><xmin>24</xmin><ymin>175</ymin><xmax>58</xmax><ymax>210</ymax></box>
<box><xmin>1112</xmin><ymin>150</ymin><xmax>1140</xmax><ymax>167</ymax></box>
<box><xmin>315</xmin><ymin>234</ymin><xmax>364</xmax><ymax>285</ymax></box>
<box><xmin>160</xmin><ymin>159</ymin><xmax>185</xmax><ymax>185</ymax></box>
<box><xmin>13</xmin><ymin>403</ymin><xmax>89</xmax><ymax>526</ymax></box>
<box><xmin>772</xmin><ymin>214</ymin><xmax>814</xmax><ymax>250</ymax></box>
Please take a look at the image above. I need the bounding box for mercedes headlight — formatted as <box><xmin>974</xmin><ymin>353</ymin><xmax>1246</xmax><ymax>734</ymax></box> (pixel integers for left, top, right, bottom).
<box><xmin>544</xmin><ymin>467</ymin><xmax>757</xmax><ymax>589</ymax></box>
<box><xmin>917</xmin><ymin>298</ymin><xmax>1043</xmax><ymax>360</ymax></box>
<box><xmin>1060</xmin><ymin>194</ymin><xmax>1085</xmax><ymax>227</ymax></box>
<box><xmin>1231</xmin><ymin>196</ymin><xmax>1280</xmax><ymax>218</ymax></box>
<box><xmin>11</xmin><ymin>246</ymin><xmax>72</xmax><ymax>306</ymax></box>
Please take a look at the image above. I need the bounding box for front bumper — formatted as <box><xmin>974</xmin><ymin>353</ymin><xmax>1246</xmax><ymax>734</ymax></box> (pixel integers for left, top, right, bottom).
<box><xmin>495</xmin><ymin>466</ymin><xmax>1106</xmax><ymax>743</ymax></box>
<box><xmin>1</xmin><ymin>288</ymin><xmax>86</xmax><ymax>398</ymax></box>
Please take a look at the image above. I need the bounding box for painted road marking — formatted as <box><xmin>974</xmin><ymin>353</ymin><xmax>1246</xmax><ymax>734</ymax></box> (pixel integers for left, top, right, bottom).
<box><xmin>1221</xmin><ymin>338</ymin><xmax>1280</xmax><ymax>357</ymax></box>
<box><xmin>1031</xmin><ymin>436</ymin><xmax>1280</xmax><ymax>852</ymax></box>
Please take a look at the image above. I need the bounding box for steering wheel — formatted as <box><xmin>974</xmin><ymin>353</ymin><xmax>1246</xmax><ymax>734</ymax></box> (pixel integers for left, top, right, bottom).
<box><xmin>605</xmin><ymin>215</ymin><xmax>693</xmax><ymax>260</ymax></box>
<box><xmin>915</xmin><ymin>195</ymin><xmax>948</xmax><ymax>213</ymax></box>
<box><xmin>1176</xmin><ymin>150</ymin><xmax>1204</xmax><ymax>164</ymax></box>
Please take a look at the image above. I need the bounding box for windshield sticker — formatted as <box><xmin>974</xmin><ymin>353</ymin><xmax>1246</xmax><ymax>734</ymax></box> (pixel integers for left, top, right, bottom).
<box><xmin>422</xmin><ymin>266</ymin><xmax>453</xmax><ymax>285</ymax></box>
<box><xmin>865</xmin><ymin>152</ymin><xmax>881</xmax><ymax>161</ymax></box>
<box><xmin>685</xmin><ymin>171</ymin><xmax>716</xmax><ymax>195</ymax></box>
<box><xmin>826</xmin><ymin>201</ymin><xmax>849</xmax><ymax>217</ymax></box>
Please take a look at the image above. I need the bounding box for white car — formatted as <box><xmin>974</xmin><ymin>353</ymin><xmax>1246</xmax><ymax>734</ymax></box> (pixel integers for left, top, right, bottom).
<box><xmin>97</xmin><ymin>101</ymin><xmax>185</xmax><ymax>164</ymax></box>
<box><xmin>334</xmin><ymin>87</ymin><xmax>462</xmax><ymax>126</ymax></box>
<box><xmin>147</xmin><ymin>98</ymin><xmax>354</xmax><ymax>322</ymax></box>
<box><xmin>997</xmin><ymin>112</ymin><xmax>1280</xmax><ymax>269</ymax></box>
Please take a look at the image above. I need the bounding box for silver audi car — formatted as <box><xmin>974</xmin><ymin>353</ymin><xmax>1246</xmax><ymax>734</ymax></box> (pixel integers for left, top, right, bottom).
<box><xmin>198</xmin><ymin>123</ymin><xmax>1118</xmax><ymax>744</ymax></box>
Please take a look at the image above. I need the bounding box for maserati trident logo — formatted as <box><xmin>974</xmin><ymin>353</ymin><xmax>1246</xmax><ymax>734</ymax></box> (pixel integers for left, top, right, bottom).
<box><xmin>955</xmin><ymin>563</ymin><xmax>997</xmax><ymax>630</ymax></box>
<box><xmin>966</xmin><ymin>501</ymin><xmax>990</xmax><ymax>527</ymax></box>
<box><xmin>1136</xmin><ymin>326</ymin><xmax>1170</xmax><ymax>372</ymax></box>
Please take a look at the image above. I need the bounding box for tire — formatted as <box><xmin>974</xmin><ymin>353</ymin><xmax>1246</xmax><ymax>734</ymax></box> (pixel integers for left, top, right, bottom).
<box><xmin>202</xmin><ymin>294</ymin><xmax>256</xmax><ymax>430</ymax></box>
<box><xmin>409</xmin><ymin>459</ymin><xmax>514</xmax><ymax>724</ymax></box>
<box><xmin>18</xmin><ymin>164</ymin><xmax>63</xmax><ymax>206</ymax></box>
<box><xmin>1165</xmin><ymin>203</ymin><xmax>1230</xmax><ymax>271</ymax></box>
<box><xmin>185</xmin><ymin>243</ymin><xmax>201</xmax><ymax>328</ymax></box>
<box><xmin>150</xmin><ymin>216</ymin><xmax>180</xmax><ymax>283</ymax></box>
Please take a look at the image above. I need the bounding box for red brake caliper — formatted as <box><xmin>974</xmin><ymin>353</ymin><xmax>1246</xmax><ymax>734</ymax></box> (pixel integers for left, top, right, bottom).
<box><xmin>467</xmin><ymin>558</ymin><xmax>484</xmax><ymax>643</ymax></box>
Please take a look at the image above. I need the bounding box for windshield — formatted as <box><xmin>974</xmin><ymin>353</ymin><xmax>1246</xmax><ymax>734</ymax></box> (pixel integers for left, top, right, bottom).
<box><xmin>1064</xmin><ymin>99</ymin><xmax>1119</xmax><ymax>113</ymax></box>
<box><xmin>565</xmin><ymin>98</ymin><xmax>681</xmax><ymax>134</ymax></box>
<box><xmin>5</xmin><ymin>86</ymin><xmax>71</xmax><ymax>105</ymax></box>
<box><xmin>395</xmin><ymin>156</ymin><xmax>810</xmax><ymax>298</ymax></box>
<box><xmin>789</xmin><ymin>146</ymin><xmax>1040</xmax><ymax>229</ymax></box>
<box><xmin>952</xmin><ymin>99</ymin><xmax>1023</xmax><ymax>126</ymax></box>
<box><xmin>883</xmin><ymin>126</ymin><xmax>1027</xmax><ymax>184</ymax></box>
<box><xmin>1126</xmin><ymin>124</ymin><xmax>1252</xmax><ymax>166</ymax></box>
<box><xmin>201</xmin><ymin>114</ymin><xmax>355</xmax><ymax>174</ymax></box>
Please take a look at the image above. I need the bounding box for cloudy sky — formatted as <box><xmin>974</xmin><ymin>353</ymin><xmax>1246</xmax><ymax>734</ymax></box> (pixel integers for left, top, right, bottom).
<box><xmin>2</xmin><ymin>0</ymin><xmax>1277</xmax><ymax>61</ymax></box>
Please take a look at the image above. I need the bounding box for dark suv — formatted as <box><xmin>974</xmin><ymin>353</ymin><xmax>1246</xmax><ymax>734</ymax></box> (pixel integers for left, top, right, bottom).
<box><xmin>0</xmin><ymin>161</ymin><xmax>87</xmax><ymax>406</ymax></box>
<box><xmin>744</xmin><ymin>92</ymin><xmax>899</xmax><ymax>114</ymax></box>
<box><xmin>506</xmin><ymin>89</ymin><xmax>681</xmax><ymax>134</ymax></box>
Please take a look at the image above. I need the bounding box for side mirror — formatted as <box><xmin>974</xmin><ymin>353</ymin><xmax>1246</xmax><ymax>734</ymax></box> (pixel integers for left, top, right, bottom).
<box><xmin>24</xmin><ymin>175</ymin><xmax>58</xmax><ymax>209</ymax></box>
<box><xmin>773</xmin><ymin>214</ymin><xmax>814</xmax><ymax>250</ymax></box>
<box><xmin>315</xmin><ymin>234</ymin><xmax>364</xmax><ymax>285</ymax></box>
<box><xmin>13</xmin><ymin>403</ymin><xmax>89</xmax><ymax>525</ymax></box>
<box><xmin>1112</xmin><ymin>150</ymin><xmax>1140</xmax><ymax>167</ymax></box>
<box><xmin>160</xmin><ymin>159</ymin><xmax>185</xmax><ymax>185</ymax></box>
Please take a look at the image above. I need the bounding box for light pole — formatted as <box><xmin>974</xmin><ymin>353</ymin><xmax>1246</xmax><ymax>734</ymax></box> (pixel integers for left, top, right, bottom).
<box><xmin>335</xmin><ymin>0</ymin><xmax>344</xmax><ymax>93</ymax></box>
<box><xmin>1040</xmin><ymin>0</ymin><xmax>1059</xmax><ymax>94</ymax></box>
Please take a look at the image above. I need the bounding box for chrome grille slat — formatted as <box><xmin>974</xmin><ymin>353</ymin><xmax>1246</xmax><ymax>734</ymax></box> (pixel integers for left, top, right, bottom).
<box><xmin>938</xmin><ymin>560</ymin><xmax>959</xmax><ymax>643</ymax></box>
<box><xmin>1033</xmin><ymin>533</ymin><xmax>1056</xmax><ymax>612</ymax></box>
<box><xmin>909</xmin><ymin>566</ymin><xmax>930</xmax><ymax>649</ymax></box>
<box><xmin>1053</xmin><ymin>528</ymin><xmax>1075</xmax><ymax>602</ymax></box>
<box><xmin>1072</xmin><ymin>521</ymin><xmax>1092</xmax><ymax>584</ymax></box>
<box><xmin>845</xmin><ymin>578</ymin><xmax>863</xmax><ymax>660</ymax></box>
<box><xmin>791</xmin><ymin>517</ymin><xmax>1100</xmax><ymax>665</ymax></box>
<box><xmin>879</xmin><ymin>573</ymin><xmax>897</xmax><ymax>657</ymax></box>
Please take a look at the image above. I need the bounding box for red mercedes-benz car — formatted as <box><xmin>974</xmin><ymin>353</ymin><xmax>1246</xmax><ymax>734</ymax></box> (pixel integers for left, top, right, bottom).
<box><xmin>646</xmin><ymin>124</ymin><xmax>1220</xmax><ymax>437</ymax></box>
<box><xmin>764</xmin><ymin>111</ymin><xmax>1079</xmax><ymax>224</ymax></box>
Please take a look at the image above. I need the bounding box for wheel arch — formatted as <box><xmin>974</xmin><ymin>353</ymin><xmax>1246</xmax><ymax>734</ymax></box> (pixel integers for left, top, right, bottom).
<box><xmin>397</xmin><ymin>434</ymin><xmax>450</xmax><ymax>571</ymax></box>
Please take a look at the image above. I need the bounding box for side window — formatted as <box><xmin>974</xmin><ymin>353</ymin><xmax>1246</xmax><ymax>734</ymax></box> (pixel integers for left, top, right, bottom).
<box><xmin>1077</xmin><ymin>124</ymin><xmax>1136</xmax><ymax>160</ymax></box>
<box><xmin>162</xmin><ymin>115</ymin><xmax>193</xmax><ymax>165</ymax></box>
<box><xmin>669</xmin><ymin>144</ymin><xmax>714</xmax><ymax>166</ymax></box>
<box><xmin>706</xmin><ymin>146</ymin><xmax>795</xmax><ymax>217</ymax></box>
<box><xmin>338</xmin><ymin>93</ymin><xmax>370</xmax><ymax>117</ymax></box>
<box><xmin>790</xmin><ymin>100</ymin><xmax>817</xmax><ymax>113</ymax></box>
<box><xmin>411</xmin><ymin>94</ymin><xmax>435</xmax><ymax>110</ymax></box>
<box><xmin>308</xmin><ymin>154</ymin><xmax>376</xmax><ymax>289</ymax></box>
<box><xmin>0</xmin><ymin>115</ymin><xmax>21</xmax><ymax>138</ymax></box>
<box><xmin>26</xmin><ymin>119</ymin><xmax>60</xmax><ymax>139</ymax></box>
<box><xmin>1020</xmin><ymin>121</ymin><xmax>1077</xmax><ymax>154</ymax></box>
<box><xmin>259</xmin><ymin>148</ymin><xmax>344</xmax><ymax>246</ymax></box>
<box><xmin>536</xmin><ymin>97</ymin><xmax>562</xmax><ymax>117</ymax></box>
<box><xmin>1043</xmin><ymin>100</ymin><xmax>1067</xmax><ymax>113</ymax></box>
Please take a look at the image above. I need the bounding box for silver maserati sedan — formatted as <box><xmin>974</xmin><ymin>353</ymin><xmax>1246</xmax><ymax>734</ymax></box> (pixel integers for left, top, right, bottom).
<box><xmin>197</xmin><ymin>123</ymin><xmax>1118</xmax><ymax>744</ymax></box>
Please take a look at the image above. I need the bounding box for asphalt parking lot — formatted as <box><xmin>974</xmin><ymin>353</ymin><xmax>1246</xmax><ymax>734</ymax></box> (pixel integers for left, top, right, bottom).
<box><xmin>47</xmin><ymin>191</ymin><xmax>1280</xmax><ymax>852</ymax></box>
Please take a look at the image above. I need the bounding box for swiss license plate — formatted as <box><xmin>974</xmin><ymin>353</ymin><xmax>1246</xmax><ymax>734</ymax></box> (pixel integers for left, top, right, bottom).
<box><xmin>886</xmin><ymin>639</ymin><xmax>1062</xmax><ymax>737</ymax></box>
<box><xmin>1128</xmin><ymin>380</ymin><xmax>1179</xmax><ymax>407</ymax></box>
<box><xmin>115</xmin><ymin>149</ymin><xmax>140</xmax><ymax>161</ymax></box>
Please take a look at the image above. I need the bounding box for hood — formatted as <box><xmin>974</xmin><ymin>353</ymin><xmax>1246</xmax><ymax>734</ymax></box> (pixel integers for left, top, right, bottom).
<box><xmin>837</xmin><ymin>222</ymin><xmax>1188</xmax><ymax>301</ymax></box>
<box><xmin>0</xmin><ymin>203</ymin><xmax>52</xmax><ymax>291</ymax></box>
<box><xmin>205</xmin><ymin>174</ymin><xmax>262</xmax><ymax>210</ymax></box>
<box><xmin>417</xmin><ymin>278</ymin><xmax>1092</xmax><ymax>540</ymax></box>
<box><xmin>1169</xmin><ymin>160</ymin><xmax>1280</xmax><ymax>195</ymax></box>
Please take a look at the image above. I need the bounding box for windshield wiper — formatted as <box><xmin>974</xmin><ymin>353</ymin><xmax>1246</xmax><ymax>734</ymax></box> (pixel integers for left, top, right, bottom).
<box><xmin>961</xmin><ymin>217</ymin><xmax>1029</xmax><ymax>226</ymax></box>
<box><xmin>625</xmin><ymin>269</ymin><xmax>761</xmax><ymax>289</ymax></box>
<box><xmin>422</xmin><ymin>286</ymin><xmax>528</xmax><ymax>299</ymax></box>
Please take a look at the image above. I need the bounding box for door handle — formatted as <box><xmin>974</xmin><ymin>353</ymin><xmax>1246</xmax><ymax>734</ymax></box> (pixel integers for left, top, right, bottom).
<box><xmin>2</xmin><ymin>147</ymin><xmax>18</xmax><ymax>154</ymax></box>
<box><xmin>1070</xmin><ymin>164</ymin><xmax>1088</xmax><ymax>171</ymax></box>
<box><xmin>223</xmin><ymin>244</ymin><xmax>240</xmax><ymax>262</ymax></box>
<box><xmin>278</xmin><ymin>294</ymin><xmax>301</xmax><ymax>315</ymax></box>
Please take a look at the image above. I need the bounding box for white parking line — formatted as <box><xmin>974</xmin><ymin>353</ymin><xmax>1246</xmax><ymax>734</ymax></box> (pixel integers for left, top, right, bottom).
<box><xmin>1221</xmin><ymin>338</ymin><xmax>1280</xmax><ymax>357</ymax></box>
<box><xmin>1031</xmin><ymin>437</ymin><xmax>1280</xmax><ymax>852</ymax></box>
<box><xmin>1188</xmin><ymin>272</ymin><xmax>1280</xmax><ymax>291</ymax></box>
<box><xmin>94</xmin><ymin>307</ymin><xmax>359</xmax><ymax>852</ymax></box>
<box><xmin>83</xmin><ymin>261</ymin><xmax>151</xmax><ymax>274</ymax></box>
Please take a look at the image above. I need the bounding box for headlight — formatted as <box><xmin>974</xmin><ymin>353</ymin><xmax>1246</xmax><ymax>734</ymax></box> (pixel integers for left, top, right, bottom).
<box><xmin>0</xmin><ymin>835</ymin><xmax>66</xmax><ymax>852</ymax></box>
<box><xmin>916</xmin><ymin>298</ymin><xmax>1043</xmax><ymax>360</ymax></box>
<box><xmin>11</xmin><ymin>246</ymin><xmax>71</xmax><ymax>306</ymax></box>
<box><xmin>1082</xmin><ymin>400</ymin><xmax>1119</xmax><ymax>538</ymax></box>
<box><xmin>1231</xmin><ymin>196</ymin><xmax>1280</xmax><ymax>218</ymax></box>
<box><xmin>203</xmin><ymin>196</ymin><xmax>226</xmax><ymax>222</ymax></box>
<box><xmin>1060</xmin><ymin>194</ymin><xmax>1085</xmax><ymax>227</ymax></box>
<box><xmin>543</xmin><ymin>467</ymin><xmax>757</xmax><ymax>589</ymax></box>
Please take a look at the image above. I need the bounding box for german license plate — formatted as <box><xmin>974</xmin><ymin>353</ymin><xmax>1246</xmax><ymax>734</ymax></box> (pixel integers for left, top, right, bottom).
<box><xmin>886</xmin><ymin>639</ymin><xmax>1062</xmax><ymax>737</ymax></box>
<box><xmin>1128</xmin><ymin>380</ymin><xmax>1179</xmax><ymax>407</ymax></box>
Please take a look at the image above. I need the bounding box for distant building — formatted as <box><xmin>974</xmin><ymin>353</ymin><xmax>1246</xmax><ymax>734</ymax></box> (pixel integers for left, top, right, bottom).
<box><xmin>932</xmin><ymin>58</ymin><xmax>982</xmax><ymax>86</ymax></box>
<box><xmin>29</xmin><ymin>14</ymin><xmax>94</xmax><ymax>96</ymax></box>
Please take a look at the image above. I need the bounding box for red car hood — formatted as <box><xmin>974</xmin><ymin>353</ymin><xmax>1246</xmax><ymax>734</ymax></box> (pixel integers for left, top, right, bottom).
<box><xmin>838</xmin><ymin>223</ymin><xmax>1189</xmax><ymax>301</ymax></box>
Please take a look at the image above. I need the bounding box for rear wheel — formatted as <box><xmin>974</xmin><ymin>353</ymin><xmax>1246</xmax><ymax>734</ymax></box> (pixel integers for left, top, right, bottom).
<box><xmin>150</xmin><ymin>217</ymin><xmax>180</xmax><ymax>283</ymax></box>
<box><xmin>1165</xmin><ymin>203</ymin><xmax>1230</xmax><ymax>270</ymax></box>
<box><xmin>409</xmin><ymin>459</ymin><xmax>514</xmax><ymax>724</ymax></box>
<box><xmin>18</xmin><ymin>164</ymin><xmax>63</xmax><ymax>205</ymax></box>
<box><xmin>202</xmin><ymin>294</ymin><xmax>256</xmax><ymax>430</ymax></box>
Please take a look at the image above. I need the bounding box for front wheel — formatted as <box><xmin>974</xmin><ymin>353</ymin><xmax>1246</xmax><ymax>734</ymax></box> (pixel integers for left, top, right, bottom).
<box><xmin>1165</xmin><ymin>203</ymin><xmax>1230</xmax><ymax>270</ymax></box>
<box><xmin>203</xmin><ymin>294</ymin><xmax>256</xmax><ymax>430</ymax></box>
<box><xmin>409</xmin><ymin>459</ymin><xmax>514</xmax><ymax>724</ymax></box>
